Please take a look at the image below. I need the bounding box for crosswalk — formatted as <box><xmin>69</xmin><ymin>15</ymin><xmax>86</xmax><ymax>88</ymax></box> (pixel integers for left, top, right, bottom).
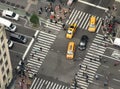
<box><xmin>39</xmin><ymin>18</ymin><xmax>63</xmax><ymax>31</ymax></box>
<box><xmin>71</xmin><ymin>34</ymin><xmax>110</xmax><ymax>89</ymax></box>
<box><xmin>66</xmin><ymin>9</ymin><xmax>102</xmax><ymax>33</ymax></box>
<box><xmin>26</xmin><ymin>31</ymin><xmax>57</xmax><ymax>77</ymax></box>
<box><xmin>30</xmin><ymin>77</ymin><xmax>70</xmax><ymax>89</ymax></box>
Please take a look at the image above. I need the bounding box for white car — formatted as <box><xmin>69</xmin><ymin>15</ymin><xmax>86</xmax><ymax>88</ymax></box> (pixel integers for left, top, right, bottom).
<box><xmin>2</xmin><ymin>10</ymin><xmax>19</xmax><ymax>21</ymax></box>
<box><xmin>7</xmin><ymin>39</ymin><xmax>14</xmax><ymax>48</ymax></box>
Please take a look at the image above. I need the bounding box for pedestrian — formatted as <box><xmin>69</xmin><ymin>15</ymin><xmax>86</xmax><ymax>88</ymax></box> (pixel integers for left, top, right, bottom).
<box><xmin>62</xmin><ymin>23</ymin><xmax>65</xmax><ymax>28</ymax></box>
<box><xmin>55</xmin><ymin>20</ymin><xmax>57</xmax><ymax>24</ymax></box>
<box><xmin>95</xmin><ymin>74</ymin><xmax>99</xmax><ymax>80</ymax></box>
<box><xmin>104</xmin><ymin>81</ymin><xmax>108</xmax><ymax>86</ymax></box>
<box><xmin>40</xmin><ymin>47</ymin><xmax>42</xmax><ymax>51</ymax></box>
<box><xmin>79</xmin><ymin>64</ymin><xmax>82</xmax><ymax>69</ymax></box>
<box><xmin>85</xmin><ymin>65</ymin><xmax>87</xmax><ymax>70</ymax></box>
<box><xmin>45</xmin><ymin>6</ymin><xmax>48</xmax><ymax>12</ymax></box>
<box><xmin>112</xmin><ymin>4</ymin><xmax>117</xmax><ymax>11</ymax></box>
<box><xmin>38</xmin><ymin>58</ymin><xmax>40</xmax><ymax>61</ymax></box>
<box><xmin>114</xmin><ymin>61</ymin><xmax>119</xmax><ymax>66</ymax></box>
<box><xmin>40</xmin><ymin>7</ymin><xmax>43</xmax><ymax>12</ymax></box>
<box><xmin>86</xmin><ymin>74</ymin><xmax>89</xmax><ymax>79</ymax></box>
<box><xmin>31</xmin><ymin>54</ymin><xmax>34</xmax><ymax>58</ymax></box>
<box><xmin>90</xmin><ymin>58</ymin><xmax>92</xmax><ymax>62</ymax></box>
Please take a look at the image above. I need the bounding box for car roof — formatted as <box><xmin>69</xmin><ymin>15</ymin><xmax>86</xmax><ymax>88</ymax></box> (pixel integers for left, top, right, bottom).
<box><xmin>3</xmin><ymin>10</ymin><xmax>13</xmax><ymax>16</ymax></box>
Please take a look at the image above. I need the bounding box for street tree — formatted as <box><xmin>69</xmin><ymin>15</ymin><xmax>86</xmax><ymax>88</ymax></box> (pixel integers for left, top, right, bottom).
<box><xmin>30</xmin><ymin>13</ymin><xmax>39</xmax><ymax>27</ymax></box>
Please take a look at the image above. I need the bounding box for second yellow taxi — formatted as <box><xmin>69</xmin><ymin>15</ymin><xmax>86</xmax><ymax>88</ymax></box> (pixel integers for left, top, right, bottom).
<box><xmin>66</xmin><ymin>41</ymin><xmax>75</xmax><ymax>59</ymax></box>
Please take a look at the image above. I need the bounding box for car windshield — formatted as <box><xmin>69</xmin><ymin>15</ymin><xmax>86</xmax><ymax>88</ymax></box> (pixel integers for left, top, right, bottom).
<box><xmin>12</xmin><ymin>12</ymin><xmax>16</xmax><ymax>17</ymax></box>
<box><xmin>67</xmin><ymin>30</ymin><xmax>73</xmax><ymax>34</ymax></box>
<box><xmin>67</xmin><ymin>51</ymin><xmax>73</xmax><ymax>55</ymax></box>
<box><xmin>70</xmin><ymin>26</ymin><xmax>74</xmax><ymax>28</ymax></box>
<box><xmin>20</xmin><ymin>36</ymin><xmax>24</xmax><ymax>40</ymax></box>
<box><xmin>10</xmin><ymin>24</ymin><xmax>14</xmax><ymax>29</ymax></box>
<box><xmin>90</xmin><ymin>24</ymin><xmax>95</xmax><ymax>28</ymax></box>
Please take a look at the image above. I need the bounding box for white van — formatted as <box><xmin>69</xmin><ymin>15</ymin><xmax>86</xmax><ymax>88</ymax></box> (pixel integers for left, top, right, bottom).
<box><xmin>0</xmin><ymin>17</ymin><xmax>16</xmax><ymax>32</ymax></box>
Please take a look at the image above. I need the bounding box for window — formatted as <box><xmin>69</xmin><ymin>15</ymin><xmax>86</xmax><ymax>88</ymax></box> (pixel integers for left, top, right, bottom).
<box><xmin>1</xmin><ymin>35</ymin><xmax>3</xmax><ymax>42</ymax></box>
<box><xmin>1</xmin><ymin>66</ymin><xmax>4</xmax><ymax>73</ymax></box>
<box><xmin>0</xmin><ymin>58</ymin><xmax>3</xmax><ymax>64</ymax></box>
<box><xmin>7</xmin><ymin>68</ymin><xmax>9</xmax><ymax>75</ymax></box>
<box><xmin>2</xmin><ymin>44</ymin><xmax>5</xmax><ymax>50</ymax></box>
<box><xmin>4</xmin><ymin>52</ymin><xmax>6</xmax><ymax>59</ymax></box>
<box><xmin>5</xmin><ymin>60</ymin><xmax>8</xmax><ymax>66</ymax></box>
<box><xmin>3</xmin><ymin>75</ymin><xmax>6</xmax><ymax>81</ymax></box>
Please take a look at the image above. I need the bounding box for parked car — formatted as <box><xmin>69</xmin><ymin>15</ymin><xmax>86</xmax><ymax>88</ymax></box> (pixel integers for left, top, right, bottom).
<box><xmin>7</xmin><ymin>39</ymin><xmax>14</xmax><ymax>48</ymax></box>
<box><xmin>2</xmin><ymin>10</ymin><xmax>19</xmax><ymax>21</ymax></box>
<box><xmin>78</xmin><ymin>35</ymin><xmax>88</xmax><ymax>50</ymax></box>
<box><xmin>10</xmin><ymin>33</ymin><xmax>27</xmax><ymax>44</ymax></box>
<box><xmin>0</xmin><ymin>17</ymin><xmax>16</xmax><ymax>32</ymax></box>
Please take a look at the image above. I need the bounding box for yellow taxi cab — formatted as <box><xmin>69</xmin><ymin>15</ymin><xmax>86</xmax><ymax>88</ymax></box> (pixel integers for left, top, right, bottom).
<box><xmin>66</xmin><ymin>41</ymin><xmax>75</xmax><ymax>59</ymax></box>
<box><xmin>88</xmin><ymin>16</ymin><xmax>96</xmax><ymax>32</ymax></box>
<box><xmin>66</xmin><ymin>23</ymin><xmax>77</xmax><ymax>39</ymax></box>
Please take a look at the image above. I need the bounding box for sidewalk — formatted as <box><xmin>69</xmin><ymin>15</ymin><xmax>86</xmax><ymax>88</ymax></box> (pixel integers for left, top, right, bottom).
<box><xmin>10</xmin><ymin>71</ymin><xmax>32</xmax><ymax>89</ymax></box>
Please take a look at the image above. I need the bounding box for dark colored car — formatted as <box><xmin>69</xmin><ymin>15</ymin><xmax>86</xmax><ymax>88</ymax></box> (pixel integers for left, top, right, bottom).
<box><xmin>78</xmin><ymin>35</ymin><xmax>88</xmax><ymax>50</ymax></box>
<box><xmin>10</xmin><ymin>33</ymin><xmax>27</xmax><ymax>44</ymax></box>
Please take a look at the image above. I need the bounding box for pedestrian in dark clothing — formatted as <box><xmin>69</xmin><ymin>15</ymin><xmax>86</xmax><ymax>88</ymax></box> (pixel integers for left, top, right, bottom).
<box><xmin>85</xmin><ymin>65</ymin><xmax>87</xmax><ymax>70</ymax></box>
<box><xmin>38</xmin><ymin>58</ymin><xmax>40</xmax><ymax>61</ymax></box>
<box><xmin>40</xmin><ymin>7</ymin><xmax>43</xmax><ymax>12</ymax></box>
<box><xmin>79</xmin><ymin>65</ymin><xmax>82</xmax><ymax>69</ymax></box>
<box><xmin>45</xmin><ymin>7</ymin><xmax>48</xmax><ymax>12</ymax></box>
<box><xmin>40</xmin><ymin>47</ymin><xmax>42</xmax><ymax>51</ymax></box>
<box><xmin>31</xmin><ymin>54</ymin><xmax>34</xmax><ymax>58</ymax></box>
<box><xmin>62</xmin><ymin>23</ymin><xmax>65</xmax><ymax>28</ymax></box>
<box><xmin>55</xmin><ymin>20</ymin><xmax>57</xmax><ymax>24</ymax></box>
<box><xmin>90</xmin><ymin>58</ymin><xmax>92</xmax><ymax>62</ymax></box>
<box><xmin>86</xmin><ymin>74</ymin><xmax>89</xmax><ymax>79</ymax></box>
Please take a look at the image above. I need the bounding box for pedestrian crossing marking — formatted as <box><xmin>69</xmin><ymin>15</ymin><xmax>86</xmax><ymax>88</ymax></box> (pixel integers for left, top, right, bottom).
<box><xmin>66</xmin><ymin>9</ymin><xmax>102</xmax><ymax>33</ymax></box>
<box><xmin>71</xmin><ymin>34</ymin><xmax>109</xmax><ymax>89</ymax></box>
<box><xmin>26</xmin><ymin>31</ymin><xmax>57</xmax><ymax>77</ymax></box>
<box><xmin>30</xmin><ymin>77</ymin><xmax>70</xmax><ymax>89</ymax></box>
<box><xmin>39</xmin><ymin>18</ymin><xmax>63</xmax><ymax>31</ymax></box>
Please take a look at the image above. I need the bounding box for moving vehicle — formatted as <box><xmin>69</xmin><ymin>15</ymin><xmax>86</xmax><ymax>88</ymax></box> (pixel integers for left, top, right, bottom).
<box><xmin>0</xmin><ymin>17</ymin><xmax>16</xmax><ymax>32</ymax></box>
<box><xmin>10</xmin><ymin>33</ymin><xmax>27</xmax><ymax>44</ymax></box>
<box><xmin>88</xmin><ymin>16</ymin><xmax>96</xmax><ymax>32</ymax></box>
<box><xmin>66</xmin><ymin>41</ymin><xmax>75</xmax><ymax>59</ymax></box>
<box><xmin>2</xmin><ymin>10</ymin><xmax>19</xmax><ymax>21</ymax></box>
<box><xmin>78</xmin><ymin>35</ymin><xmax>88</xmax><ymax>50</ymax></box>
<box><xmin>7</xmin><ymin>39</ymin><xmax>14</xmax><ymax>48</ymax></box>
<box><xmin>66</xmin><ymin>23</ymin><xmax>77</xmax><ymax>39</ymax></box>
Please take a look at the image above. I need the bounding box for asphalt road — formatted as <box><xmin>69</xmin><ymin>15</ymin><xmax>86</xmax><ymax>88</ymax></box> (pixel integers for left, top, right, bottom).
<box><xmin>37</xmin><ymin>0</ymin><xmax>120</xmax><ymax>89</ymax></box>
<box><xmin>5</xmin><ymin>18</ymin><xmax>36</xmax><ymax>71</ymax></box>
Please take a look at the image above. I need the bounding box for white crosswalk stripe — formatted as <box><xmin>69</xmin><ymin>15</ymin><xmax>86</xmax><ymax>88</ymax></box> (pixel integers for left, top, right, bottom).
<box><xmin>30</xmin><ymin>77</ymin><xmax>70</xmax><ymax>89</ymax></box>
<box><xmin>26</xmin><ymin>31</ymin><xmax>57</xmax><ymax>77</ymax></box>
<box><xmin>71</xmin><ymin>34</ymin><xmax>110</xmax><ymax>89</ymax></box>
<box><xmin>66</xmin><ymin>9</ymin><xmax>102</xmax><ymax>33</ymax></box>
<box><xmin>39</xmin><ymin>18</ymin><xmax>63</xmax><ymax>31</ymax></box>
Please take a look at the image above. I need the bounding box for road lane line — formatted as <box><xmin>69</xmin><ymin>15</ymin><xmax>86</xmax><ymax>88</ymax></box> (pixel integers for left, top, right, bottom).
<box><xmin>22</xmin><ymin>38</ymin><xmax>34</xmax><ymax>60</ymax></box>
<box><xmin>113</xmin><ymin>78</ymin><xmax>120</xmax><ymax>83</ymax></box>
<box><xmin>78</xmin><ymin>0</ymin><xmax>108</xmax><ymax>11</ymax></box>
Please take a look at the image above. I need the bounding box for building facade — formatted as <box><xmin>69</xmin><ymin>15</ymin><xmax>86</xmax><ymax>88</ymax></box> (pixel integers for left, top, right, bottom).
<box><xmin>0</xmin><ymin>24</ymin><xmax>13</xmax><ymax>89</ymax></box>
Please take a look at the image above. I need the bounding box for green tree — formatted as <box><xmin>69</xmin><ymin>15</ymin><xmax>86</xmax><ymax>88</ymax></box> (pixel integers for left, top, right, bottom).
<box><xmin>30</xmin><ymin>14</ymin><xmax>39</xmax><ymax>27</ymax></box>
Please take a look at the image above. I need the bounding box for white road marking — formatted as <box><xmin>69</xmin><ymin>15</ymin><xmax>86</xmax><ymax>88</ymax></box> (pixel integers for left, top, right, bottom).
<box><xmin>78</xmin><ymin>0</ymin><xmax>108</xmax><ymax>11</ymax></box>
